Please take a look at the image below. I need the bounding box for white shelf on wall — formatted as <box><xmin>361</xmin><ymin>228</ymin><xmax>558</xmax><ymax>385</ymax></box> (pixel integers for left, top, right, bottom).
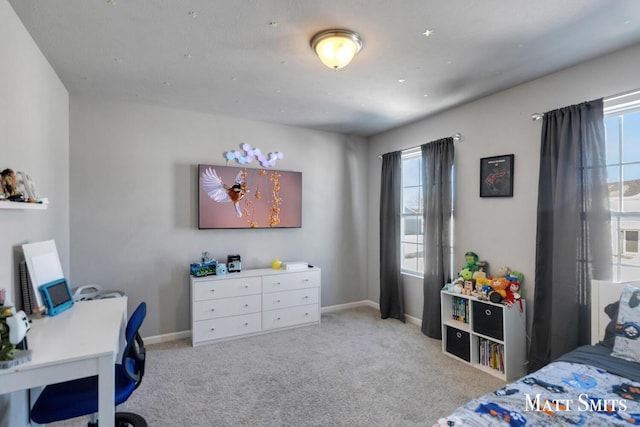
<box><xmin>0</xmin><ymin>201</ymin><xmax>48</xmax><ymax>210</ymax></box>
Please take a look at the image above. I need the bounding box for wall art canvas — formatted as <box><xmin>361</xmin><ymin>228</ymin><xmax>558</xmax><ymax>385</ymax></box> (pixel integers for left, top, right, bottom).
<box><xmin>198</xmin><ymin>164</ymin><xmax>302</xmax><ymax>229</ymax></box>
<box><xmin>480</xmin><ymin>154</ymin><xmax>514</xmax><ymax>197</ymax></box>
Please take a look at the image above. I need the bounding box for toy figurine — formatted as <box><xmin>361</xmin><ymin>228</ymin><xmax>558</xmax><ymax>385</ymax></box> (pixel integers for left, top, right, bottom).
<box><xmin>463</xmin><ymin>251</ymin><xmax>479</xmax><ymax>272</ymax></box>
<box><xmin>462</xmin><ymin>280</ymin><xmax>474</xmax><ymax>296</ymax></box>
<box><xmin>0</xmin><ymin>306</ymin><xmax>19</xmax><ymax>361</ymax></box>
<box><xmin>1</xmin><ymin>169</ymin><xmax>20</xmax><ymax>198</ymax></box>
<box><xmin>506</xmin><ymin>281</ymin><xmax>522</xmax><ymax>306</ymax></box>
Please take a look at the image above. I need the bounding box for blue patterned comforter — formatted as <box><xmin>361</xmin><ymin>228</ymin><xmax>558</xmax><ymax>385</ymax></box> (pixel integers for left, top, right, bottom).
<box><xmin>437</xmin><ymin>346</ymin><xmax>640</xmax><ymax>426</ymax></box>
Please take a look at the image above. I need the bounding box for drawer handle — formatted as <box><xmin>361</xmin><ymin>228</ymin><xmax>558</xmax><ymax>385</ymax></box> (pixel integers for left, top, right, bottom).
<box><xmin>244</xmin><ymin>285</ymin><xmax>249</xmax><ymax>289</ymax></box>
<box><xmin>277</xmin><ymin>299</ymin><xmax>281</xmax><ymax>303</ymax></box>
<box><xmin>485</xmin><ymin>309</ymin><xmax>492</xmax><ymax>316</ymax></box>
<box><xmin>210</xmin><ymin>289</ymin><xmax>215</xmax><ymax>292</ymax></box>
<box><xmin>303</xmin><ymin>279</ymin><xmax>309</xmax><ymax>282</ymax></box>
<box><xmin>456</xmin><ymin>332</ymin><xmax>462</xmax><ymax>339</ymax></box>
<box><xmin>277</xmin><ymin>317</ymin><xmax>281</xmax><ymax>320</ymax></box>
<box><xmin>244</xmin><ymin>322</ymin><xmax>249</xmax><ymax>326</ymax></box>
<box><xmin>305</xmin><ymin>312</ymin><xmax>309</xmax><ymax>316</ymax></box>
<box><xmin>244</xmin><ymin>304</ymin><xmax>249</xmax><ymax>307</ymax></box>
<box><xmin>211</xmin><ymin>327</ymin><xmax>215</xmax><ymax>331</ymax></box>
<box><xmin>274</xmin><ymin>282</ymin><xmax>281</xmax><ymax>285</ymax></box>
<box><xmin>210</xmin><ymin>308</ymin><xmax>216</xmax><ymax>312</ymax></box>
<box><xmin>304</xmin><ymin>296</ymin><xmax>309</xmax><ymax>299</ymax></box>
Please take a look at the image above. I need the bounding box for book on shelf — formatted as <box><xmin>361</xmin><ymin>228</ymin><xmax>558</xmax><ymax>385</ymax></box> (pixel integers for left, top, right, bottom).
<box><xmin>451</xmin><ymin>296</ymin><xmax>469</xmax><ymax>323</ymax></box>
<box><xmin>478</xmin><ymin>338</ymin><xmax>505</xmax><ymax>373</ymax></box>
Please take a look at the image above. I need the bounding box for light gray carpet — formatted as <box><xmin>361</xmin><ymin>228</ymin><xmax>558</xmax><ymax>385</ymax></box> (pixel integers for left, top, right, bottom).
<box><xmin>49</xmin><ymin>306</ymin><xmax>504</xmax><ymax>426</ymax></box>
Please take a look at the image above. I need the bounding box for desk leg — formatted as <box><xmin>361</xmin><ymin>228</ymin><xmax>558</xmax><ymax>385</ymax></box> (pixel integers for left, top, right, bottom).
<box><xmin>97</xmin><ymin>354</ymin><xmax>115</xmax><ymax>427</ymax></box>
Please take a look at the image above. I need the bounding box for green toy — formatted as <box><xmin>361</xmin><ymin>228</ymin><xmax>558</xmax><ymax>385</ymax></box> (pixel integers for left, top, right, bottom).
<box><xmin>0</xmin><ymin>306</ymin><xmax>18</xmax><ymax>361</ymax></box>
<box><xmin>463</xmin><ymin>251</ymin><xmax>479</xmax><ymax>272</ymax></box>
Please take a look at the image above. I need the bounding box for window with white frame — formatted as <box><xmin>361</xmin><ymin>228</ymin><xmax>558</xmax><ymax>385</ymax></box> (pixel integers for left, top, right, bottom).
<box><xmin>604</xmin><ymin>90</ymin><xmax>640</xmax><ymax>281</ymax></box>
<box><xmin>401</xmin><ymin>148</ymin><xmax>423</xmax><ymax>275</ymax></box>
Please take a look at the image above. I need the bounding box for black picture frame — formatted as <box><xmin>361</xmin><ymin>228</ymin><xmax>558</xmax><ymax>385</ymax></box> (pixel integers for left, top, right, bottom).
<box><xmin>480</xmin><ymin>154</ymin><xmax>514</xmax><ymax>197</ymax></box>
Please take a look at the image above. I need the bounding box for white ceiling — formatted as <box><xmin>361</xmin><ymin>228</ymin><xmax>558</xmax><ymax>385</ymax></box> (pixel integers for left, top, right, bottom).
<box><xmin>8</xmin><ymin>0</ymin><xmax>640</xmax><ymax>136</ymax></box>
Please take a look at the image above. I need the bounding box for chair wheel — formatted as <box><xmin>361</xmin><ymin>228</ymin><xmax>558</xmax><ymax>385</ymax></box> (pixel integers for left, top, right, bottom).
<box><xmin>115</xmin><ymin>412</ymin><xmax>147</xmax><ymax>427</ymax></box>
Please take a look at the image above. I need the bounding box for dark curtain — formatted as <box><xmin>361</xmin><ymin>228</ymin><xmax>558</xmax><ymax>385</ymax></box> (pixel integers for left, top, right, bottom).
<box><xmin>421</xmin><ymin>138</ymin><xmax>455</xmax><ymax>338</ymax></box>
<box><xmin>528</xmin><ymin>98</ymin><xmax>612</xmax><ymax>372</ymax></box>
<box><xmin>380</xmin><ymin>151</ymin><xmax>405</xmax><ymax>322</ymax></box>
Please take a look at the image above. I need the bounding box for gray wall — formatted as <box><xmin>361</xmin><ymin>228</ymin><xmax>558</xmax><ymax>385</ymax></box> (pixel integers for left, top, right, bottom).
<box><xmin>69</xmin><ymin>98</ymin><xmax>369</xmax><ymax>338</ymax></box>
<box><xmin>1</xmin><ymin>1</ymin><xmax>69</xmax><ymax>425</ymax></box>
<box><xmin>366</xmin><ymin>43</ymin><xmax>640</xmax><ymax>323</ymax></box>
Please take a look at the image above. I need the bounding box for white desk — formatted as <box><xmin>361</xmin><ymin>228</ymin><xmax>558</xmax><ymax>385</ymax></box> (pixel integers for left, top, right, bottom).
<box><xmin>0</xmin><ymin>298</ymin><xmax>127</xmax><ymax>427</ymax></box>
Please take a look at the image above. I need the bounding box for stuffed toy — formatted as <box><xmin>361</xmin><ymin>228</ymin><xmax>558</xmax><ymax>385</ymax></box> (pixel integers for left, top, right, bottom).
<box><xmin>459</xmin><ymin>268</ymin><xmax>473</xmax><ymax>281</ymax></box>
<box><xmin>1</xmin><ymin>169</ymin><xmax>18</xmax><ymax>197</ymax></box>
<box><xmin>0</xmin><ymin>306</ymin><xmax>18</xmax><ymax>361</ymax></box>
<box><xmin>488</xmin><ymin>277</ymin><xmax>510</xmax><ymax>303</ymax></box>
<box><xmin>505</xmin><ymin>281</ymin><xmax>522</xmax><ymax>306</ymax></box>
<box><xmin>472</xmin><ymin>270</ymin><xmax>487</xmax><ymax>280</ymax></box>
<box><xmin>495</xmin><ymin>266</ymin><xmax>511</xmax><ymax>277</ymax></box>
<box><xmin>475</xmin><ymin>260</ymin><xmax>490</xmax><ymax>276</ymax></box>
<box><xmin>463</xmin><ymin>251</ymin><xmax>479</xmax><ymax>272</ymax></box>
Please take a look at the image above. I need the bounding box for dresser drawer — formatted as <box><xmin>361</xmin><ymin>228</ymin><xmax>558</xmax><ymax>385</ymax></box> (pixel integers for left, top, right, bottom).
<box><xmin>193</xmin><ymin>294</ymin><xmax>261</xmax><ymax>321</ymax></box>
<box><xmin>263</xmin><ymin>288</ymin><xmax>319</xmax><ymax>311</ymax></box>
<box><xmin>192</xmin><ymin>313</ymin><xmax>262</xmax><ymax>343</ymax></box>
<box><xmin>194</xmin><ymin>276</ymin><xmax>261</xmax><ymax>301</ymax></box>
<box><xmin>262</xmin><ymin>271</ymin><xmax>320</xmax><ymax>293</ymax></box>
<box><xmin>262</xmin><ymin>304</ymin><xmax>319</xmax><ymax>330</ymax></box>
<box><xmin>472</xmin><ymin>301</ymin><xmax>504</xmax><ymax>341</ymax></box>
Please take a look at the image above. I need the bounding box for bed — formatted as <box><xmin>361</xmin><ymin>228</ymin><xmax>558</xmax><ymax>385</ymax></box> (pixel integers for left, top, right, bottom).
<box><xmin>436</xmin><ymin>280</ymin><xmax>640</xmax><ymax>426</ymax></box>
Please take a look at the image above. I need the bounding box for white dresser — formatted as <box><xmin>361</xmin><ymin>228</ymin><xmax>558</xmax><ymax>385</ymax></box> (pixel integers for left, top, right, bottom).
<box><xmin>190</xmin><ymin>267</ymin><xmax>321</xmax><ymax>346</ymax></box>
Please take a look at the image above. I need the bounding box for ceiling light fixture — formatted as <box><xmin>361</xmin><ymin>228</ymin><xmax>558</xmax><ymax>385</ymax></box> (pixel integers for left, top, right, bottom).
<box><xmin>310</xmin><ymin>29</ymin><xmax>363</xmax><ymax>70</ymax></box>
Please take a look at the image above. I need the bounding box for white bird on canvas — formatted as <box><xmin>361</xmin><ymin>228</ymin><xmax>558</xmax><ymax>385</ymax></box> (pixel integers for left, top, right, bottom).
<box><xmin>201</xmin><ymin>167</ymin><xmax>247</xmax><ymax>218</ymax></box>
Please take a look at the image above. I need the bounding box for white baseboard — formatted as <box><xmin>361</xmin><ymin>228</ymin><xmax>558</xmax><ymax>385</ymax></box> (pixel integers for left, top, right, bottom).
<box><xmin>321</xmin><ymin>300</ymin><xmax>378</xmax><ymax>313</ymax></box>
<box><xmin>321</xmin><ymin>300</ymin><xmax>422</xmax><ymax>326</ymax></box>
<box><xmin>145</xmin><ymin>300</ymin><xmax>423</xmax><ymax>344</ymax></box>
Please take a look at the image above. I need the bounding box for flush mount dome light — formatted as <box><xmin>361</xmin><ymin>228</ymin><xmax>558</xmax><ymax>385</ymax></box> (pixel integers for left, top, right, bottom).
<box><xmin>310</xmin><ymin>29</ymin><xmax>363</xmax><ymax>70</ymax></box>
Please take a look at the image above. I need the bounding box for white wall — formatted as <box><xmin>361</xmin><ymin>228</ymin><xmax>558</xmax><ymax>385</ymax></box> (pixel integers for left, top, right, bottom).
<box><xmin>0</xmin><ymin>1</ymin><xmax>69</xmax><ymax>425</ymax></box>
<box><xmin>367</xmin><ymin>43</ymin><xmax>640</xmax><ymax>323</ymax></box>
<box><xmin>69</xmin><ymin>98</ymin><xmax>369</xmax><ymax>338</ymax></box>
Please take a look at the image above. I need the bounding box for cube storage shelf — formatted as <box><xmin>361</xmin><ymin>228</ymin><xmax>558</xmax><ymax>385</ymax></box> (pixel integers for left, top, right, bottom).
<box><xmin>441</xmin><ymin>290</ymin><xmax>526</xmax><ymax>381</ymax></box>
<box><xmin>190</xmin><ymin>267</ymin><xmax>321</xmax><ymax>346</ymax></box>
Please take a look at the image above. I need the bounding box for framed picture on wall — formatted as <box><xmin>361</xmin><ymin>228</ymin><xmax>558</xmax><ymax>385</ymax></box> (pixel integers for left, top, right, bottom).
<box><xmin>480</xmin><ymin>154</ymin><xmax>514</xmax><ymax>197</ymax></box>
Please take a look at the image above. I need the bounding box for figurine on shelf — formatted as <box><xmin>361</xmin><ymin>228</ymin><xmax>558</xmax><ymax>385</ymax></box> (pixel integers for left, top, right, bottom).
<box><xmin>1</xmin><ymin>169</ymin><xmax>25</xmax><ymax>201</ymax></box>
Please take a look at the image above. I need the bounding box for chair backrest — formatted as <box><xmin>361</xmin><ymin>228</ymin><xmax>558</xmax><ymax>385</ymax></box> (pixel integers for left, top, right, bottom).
<box><xmin>121</xmin><ymin>302</ymin><xmax>147</xmax><ymax>386</ymax></box>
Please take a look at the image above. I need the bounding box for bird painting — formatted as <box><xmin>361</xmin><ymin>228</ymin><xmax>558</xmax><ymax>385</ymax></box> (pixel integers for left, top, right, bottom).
<box><xmin>201</xmin><ymin>167</ymin><xmax>248</xmax><ymax>218</ymax></box>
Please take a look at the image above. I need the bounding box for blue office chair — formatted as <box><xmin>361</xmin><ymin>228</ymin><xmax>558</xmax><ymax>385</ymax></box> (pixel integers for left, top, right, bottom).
<box><xmin>31</xmin><ymin>302</ymin><xmax>148</xmax><ymax>427</ymax></box>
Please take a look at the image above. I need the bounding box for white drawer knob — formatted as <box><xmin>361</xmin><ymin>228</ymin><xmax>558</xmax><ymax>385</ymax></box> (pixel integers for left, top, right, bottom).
<box><xmin>485</xmin><ymin>309</ymin><xmax>491</xmax><ymax>316</ymax></box>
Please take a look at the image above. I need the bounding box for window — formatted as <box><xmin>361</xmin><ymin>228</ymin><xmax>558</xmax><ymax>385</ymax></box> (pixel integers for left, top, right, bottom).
<box><xmin>401</xmin><ymin>149</ymin><xmax>423</xmax><ymax>275</ymax></box>
<box><xmin>604</xmin><ymin>90</ymin><xmax>640</xmax><ymax>281</ymax></box>
<box><xmin>623</xmin><ymin>230</ymin><xmax>639</xmax><ymax>254</ymax></box>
